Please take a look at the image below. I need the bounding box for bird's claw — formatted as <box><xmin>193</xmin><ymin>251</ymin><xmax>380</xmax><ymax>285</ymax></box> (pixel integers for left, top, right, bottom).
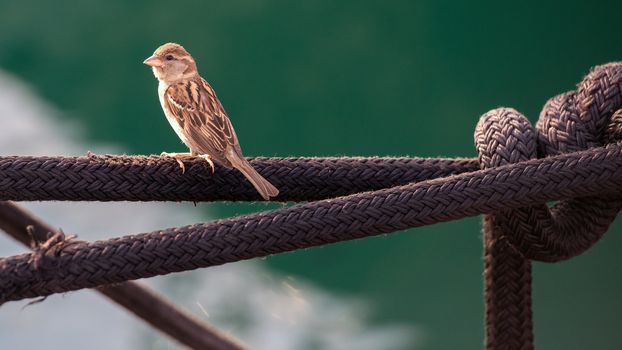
<box><xmin>175</xmin><ymin>159</ymin><xmax>186</xmax><ymax>174</ymax></box>
<box><xmin>160</xmin><ymin>152</ymin><xmax>214</xmax><ymax>174</ymax></box>
<box><xmin>199</xmin><ymin>155</ymin><xmax>215</xmax><ymax>174</ymax></box>
<box><xmin>160</xmin><ymin>152</ymin><xmax>188</xmax><ymax>174</ymax></box>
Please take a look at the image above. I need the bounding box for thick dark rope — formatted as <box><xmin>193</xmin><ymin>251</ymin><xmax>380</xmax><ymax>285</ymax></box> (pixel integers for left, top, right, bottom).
<box><xmin>0</xmin><ymin>156</ymin><xmax>477</xmax><ymax>202</ymax></box>
<box><xmin>0</xmin><ymin>202</ymin><xmax>246</xmax><ymax>350</ymax></box>
<box><xmin>0</xmin><ymin>62</ymin><xmax>620</xmax><ymax>350</ymax></box>
<box><xmin>1</xmin><ymin>141</ymin><xmax>622</xmax><ymax>302</ymax></box>
<box><xmin>475</xmin><ymin>62</ymin><xmax>622</xmax><ymax>350</ymax></box>
<box><xmin>477</xmin><ymin>109</ymin><xmax>536</xmax><ymax>350</ymax></box>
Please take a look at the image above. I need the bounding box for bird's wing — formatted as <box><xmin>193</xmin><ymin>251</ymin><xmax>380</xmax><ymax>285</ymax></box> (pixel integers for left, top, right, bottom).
<box><xmin>164</xmin><ymin>78</ymin><xmax>240</xmax><ymax>157</ymax></box>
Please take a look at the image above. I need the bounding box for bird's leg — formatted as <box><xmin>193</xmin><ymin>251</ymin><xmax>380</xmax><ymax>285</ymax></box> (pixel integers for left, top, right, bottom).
<box><xmin>197</xmin><ymin>154</ymin><xmax>215</xmax><ymax>173</ymax></box>
<box><xmin>160</xmin><ymin>152</ymin><xmax>193</xmax><ymax>174</ymax></box>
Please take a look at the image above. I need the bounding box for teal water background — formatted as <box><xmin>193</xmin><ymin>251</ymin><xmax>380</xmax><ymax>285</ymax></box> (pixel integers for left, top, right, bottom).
<box><xmin>1</xmin><ymin>1</ymin><xmax>622</xmax><ymax>349</ymax></box>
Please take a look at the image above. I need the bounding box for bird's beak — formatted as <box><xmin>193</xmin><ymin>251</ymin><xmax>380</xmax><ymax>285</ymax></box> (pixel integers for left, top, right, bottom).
<box><xmin>143</xmin><ymin>55</ymin><xmax>164</xmax><ymax>67</ymax></box>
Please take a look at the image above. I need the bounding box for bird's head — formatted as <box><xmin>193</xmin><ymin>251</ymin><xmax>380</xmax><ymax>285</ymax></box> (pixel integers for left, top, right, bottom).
<box><xmin>143</xmin><ymin>43</ymin><xmax>198</xmax><ymax>84</ymax></box>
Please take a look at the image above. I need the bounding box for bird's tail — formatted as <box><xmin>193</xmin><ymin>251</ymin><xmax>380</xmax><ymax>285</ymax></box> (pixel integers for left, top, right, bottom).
<box><xmin>227</xmin><ymin>151</ymin><xmax>279</xmax><ymax>200</ymax></box>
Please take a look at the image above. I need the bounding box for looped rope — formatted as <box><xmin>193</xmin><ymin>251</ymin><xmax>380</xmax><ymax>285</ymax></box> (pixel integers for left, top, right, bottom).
<box><xmin>476</xmin><ymin>62</ymin><xmax>622</xmax><ymax>263</ymax></box>
<box><xmin>476</xmin><ymin>108</ymin><xmax>536</xmax><ymax>349</ymax></box>
<box><xmin>475</xmin><ymin>62</ymin><xmax>622</xmax><ymax>350</ymax></box>
<box><xmin>1</xmin><ymin>62</ymin><xmax>622</xmax><ymax>350</ymax></box>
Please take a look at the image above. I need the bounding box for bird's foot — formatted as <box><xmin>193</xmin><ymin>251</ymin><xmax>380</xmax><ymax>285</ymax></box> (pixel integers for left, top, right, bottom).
<box><xmin>160</xmin><ymin>152</ymin><xmax>193</xmax><ymax>174</ymax></box>
<box><xmin>198</xmin><ymin>154</ymin><xmax>215</xmax><ymax>173</ymax></box>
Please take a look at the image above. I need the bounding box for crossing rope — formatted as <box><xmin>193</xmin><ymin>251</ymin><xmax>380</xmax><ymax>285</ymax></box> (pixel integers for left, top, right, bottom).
<box><xmin>1</xmin><ymin>62</ymin><xmax>621</xmax><ymax>350</ymax></box>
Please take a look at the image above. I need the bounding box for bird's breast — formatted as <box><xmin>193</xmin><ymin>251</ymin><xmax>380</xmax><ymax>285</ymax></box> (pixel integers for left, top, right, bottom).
<box><xmin>158</xmin><ymin>82</ymin><xmax>190</xmax><ymax>146</ymax></box>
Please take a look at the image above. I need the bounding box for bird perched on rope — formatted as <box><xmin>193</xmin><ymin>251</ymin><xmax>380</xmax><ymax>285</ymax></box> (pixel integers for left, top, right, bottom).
<box><xmin>144</xmin><ymin>43</ymin><xmax>279</xmax><ymax>200</ymax></box>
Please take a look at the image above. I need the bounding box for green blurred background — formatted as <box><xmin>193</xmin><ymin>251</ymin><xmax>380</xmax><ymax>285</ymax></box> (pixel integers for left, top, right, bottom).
<box><xmin>1</xmin><ymin>1</ymin><xmax>622</xmax><ymax>349</ymax></box>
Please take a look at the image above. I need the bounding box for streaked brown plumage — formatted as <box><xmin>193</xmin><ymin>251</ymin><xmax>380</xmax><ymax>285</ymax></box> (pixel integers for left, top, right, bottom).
<box><xmin>144</xmin><ymin>43</ymin><xmax>279</xmax><ymax>200</ymax></box>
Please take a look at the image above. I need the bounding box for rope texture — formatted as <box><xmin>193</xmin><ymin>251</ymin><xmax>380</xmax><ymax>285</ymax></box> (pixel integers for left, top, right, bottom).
<box><xmin>475</xmin><ymin>62</ymin><xmax>622</xmax><ymax>350</ymax></box>
<box><xmin>0</xmin><ymin>202</ymin><xmax>245</xmax><ymax>350</ymax></box>
<box><xmin>0</xmin><ymin>62</ymin><xmax>621</xmax><ymax>350</ymax></box>
<box><xmin>477</xmin><ymin>109</ymin><xmax>535</xmax><ymax>350</ymax></box>
<box><xmin>0</xmin><ymin>156</ymin><xmax>477</xmax><ymax>202</ymax></box>
<box><xmin>1</xmin><ymin>141</ymin><xmax>622</xmax><ymax>302</ymax></box>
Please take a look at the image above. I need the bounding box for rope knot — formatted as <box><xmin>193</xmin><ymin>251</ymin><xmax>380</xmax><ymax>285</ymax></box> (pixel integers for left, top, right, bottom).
<box><xmin>475</xmin><ymin>62</ymin><xmax>622</xmax><ymax>262</ymax></box>
<box><xmin>27</xmin><ymin>226</ymin><xmax>78</xmax><ymax>271</ymax></box>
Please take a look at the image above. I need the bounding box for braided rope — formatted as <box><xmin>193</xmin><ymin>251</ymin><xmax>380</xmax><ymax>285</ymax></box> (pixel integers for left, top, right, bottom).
<box><xmin>476</xmin><ymin>109</ymin><xmax>536</xmax><ymax>349</ymax></box>
<box><xmin>0</xmin><ymin>156</ymin><xmax>477</xmax><ymax>202</ymax></box>
<box><xmin>0</xmin><ymin>62</ymin><xmax>621</xmax><ymax>350</ymax></box>
<box><xmin>1</xmin><ymin>141</ymin><xmax>622</xmax><ymax>302</ymax></box>
<box><xmin>475</xmin><ymin>62</ymin><xmax>622</xmax><ymax>350</ymax></box>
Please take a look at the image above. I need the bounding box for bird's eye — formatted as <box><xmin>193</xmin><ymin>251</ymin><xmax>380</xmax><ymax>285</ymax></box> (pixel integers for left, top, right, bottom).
<box><xmin>165</xmin><ymin>55</ymin><xmax>174</xmax><ymax>61</ymax></box>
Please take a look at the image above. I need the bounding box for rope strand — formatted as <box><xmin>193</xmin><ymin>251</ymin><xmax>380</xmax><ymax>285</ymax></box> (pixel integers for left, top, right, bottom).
<box><xmin>0</xmin><ymin>156</ymin><xmax>477</xmax><ymax>202</ymax></box>
<box><xmin>1</xmin><ymin>61</ymin><xmax>621</xmax><ymax>350</ymax></box>
<box><xmin>1</xmin><ymin>142</ymin><xmax>621</xmax><ymax>302</ymax></box>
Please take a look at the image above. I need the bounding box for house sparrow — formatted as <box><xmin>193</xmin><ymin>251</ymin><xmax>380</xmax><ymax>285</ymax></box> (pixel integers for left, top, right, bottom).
<box><xmin>144</xmin><ymin>43</ymin><xmax>279</xmax><ymax>200</ymax></box>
